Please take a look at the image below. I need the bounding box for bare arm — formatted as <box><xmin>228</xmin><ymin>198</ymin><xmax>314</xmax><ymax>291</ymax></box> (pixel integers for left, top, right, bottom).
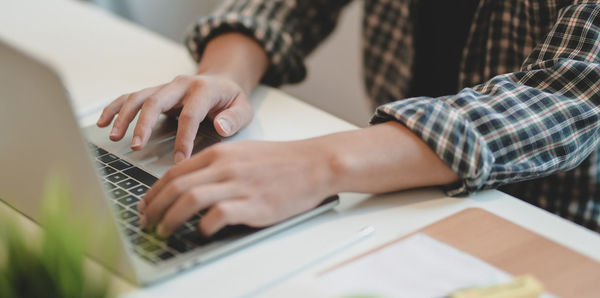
<box><xmin>322</xmin><ymin>121</ymin><xmax>459</xmax><ymax>194</ymax></box>
<box><xmin>196</xmin><ymin>32</ymin><xmax>268</xmax><ymax>95</ymax></box>
<box><xmin>140</xmin><ymin>121</ymin><xmax>459</xmax><ymax>237</ymax></box>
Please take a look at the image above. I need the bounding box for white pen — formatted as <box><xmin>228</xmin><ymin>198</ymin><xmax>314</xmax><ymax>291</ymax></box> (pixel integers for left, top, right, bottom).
<box><xmin>245</xmin><ymin>226</ymin><xmax>376</xmax><ymax>297</ymax></box>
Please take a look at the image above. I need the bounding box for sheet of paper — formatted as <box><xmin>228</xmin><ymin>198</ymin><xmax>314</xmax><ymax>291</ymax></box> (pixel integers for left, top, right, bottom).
<box><xmin>317</xmin><ymin>233</ymin><xmax>514</xmax><ymax>297</ymax></box>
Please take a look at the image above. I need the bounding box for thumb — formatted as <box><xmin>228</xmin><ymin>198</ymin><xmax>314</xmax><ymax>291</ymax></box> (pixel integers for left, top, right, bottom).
<box><xmin>213</xmin><ymin>97</ymin><xmax>253</xmax><ymax>137</ymax></box>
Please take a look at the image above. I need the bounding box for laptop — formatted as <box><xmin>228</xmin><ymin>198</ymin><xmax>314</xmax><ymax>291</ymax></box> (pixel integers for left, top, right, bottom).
<box><xmin>0</xmin><ymin>39</ymin><xmax>339</xmax><ymax>285</ymax></box>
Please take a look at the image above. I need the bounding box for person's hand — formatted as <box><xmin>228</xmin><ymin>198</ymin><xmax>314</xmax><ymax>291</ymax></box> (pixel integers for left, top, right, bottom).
<box><xmin>96</xmin><ymin>31</ymin><xmax>269</xmax><ymax>163</ymax></box>
<box><xmin>137</xmin><ymin>139</ymin><xmax>338</xmax><ymax>238</ymax></box>
<box><xmin>96</xmin><ymin>74</ymin><xmax>253</xmax><ymax>163</ymax></box>
<box><xmin>135</xmin><ymin>121</ymin><xmax>461</xmax><ymax>238</ymax></box>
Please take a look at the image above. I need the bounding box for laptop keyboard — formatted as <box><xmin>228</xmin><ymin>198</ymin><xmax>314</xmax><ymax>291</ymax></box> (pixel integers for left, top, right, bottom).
<box><xmin>89</xmin><ymin>143</ymin><xmax>253</xmax><ymax>264</ymax></box>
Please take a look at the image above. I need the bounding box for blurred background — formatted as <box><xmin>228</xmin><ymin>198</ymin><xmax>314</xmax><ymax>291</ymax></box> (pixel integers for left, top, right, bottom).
<box><xmin>87</xmin><ymin>0</ymin><xmax>371</xmax><ymax>127</ymax></box>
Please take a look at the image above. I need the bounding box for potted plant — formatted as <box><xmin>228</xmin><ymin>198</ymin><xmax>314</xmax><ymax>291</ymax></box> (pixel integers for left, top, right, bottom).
<box><xmin>0</xmin><ymin>175</ymin><xmax>112</xmax><ymax>298</ymax></box>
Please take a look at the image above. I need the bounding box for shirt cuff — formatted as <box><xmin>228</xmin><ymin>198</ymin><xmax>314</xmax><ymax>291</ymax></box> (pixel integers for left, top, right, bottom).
<box><xmin>370</xmin><ymin>96</ymin><xmax>496</xmax><ymax>196</ymax></box>
<box><xmin>185</xmin><ymin>12</ymin><xmax>307</xmax><ymax>87</ymax></box>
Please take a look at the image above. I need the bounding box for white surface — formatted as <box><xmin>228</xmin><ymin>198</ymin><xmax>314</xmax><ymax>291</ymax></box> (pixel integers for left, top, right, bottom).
<box><xmin>1</xmin><ymin>1</ymin><xmax>599</xmax><ymax>297</ymax></box>
<box><xmin>317</xmin><ymin>233</ymin><xmax>512</xmax><ymax>298</ymax></box>
<box><xmin>90</xmin><ymin>0</ymin><xmax>372</xmax><ymax>127</ymax></box>
<box><xmin>89</xmin><ymin>0</ymin><xmax>221</xmax><ymax>44</ymax></box>
<box><xmin>0</xmin><ymin>0</ymin><xmax>196</xmax><ymax>116</ymax></box>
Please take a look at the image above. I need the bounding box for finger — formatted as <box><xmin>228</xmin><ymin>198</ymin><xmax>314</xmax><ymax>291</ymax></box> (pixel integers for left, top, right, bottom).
<box><xmin>155</xmin><ymin>183</ymin><xmax>239</xmax><ymax>238</ymax></box>
<box><xmin>213</xmin><ymin>94</ymin><xmax>253</xmax><ymax>137</ymax></box>
<box><xmin>141</xmin><ymin>167</ymin><xmax>220</xmax><ymax>228</ymax></box>
<box><xmin>131</xmin><ymin>79</ymin><xmax>190</xmax><ymax>150</ymax></box>
<box><xmin>96</xmin><ymin>94</ymin><xmax>128</xmax><ymax>127</ymax></box>
<box><xmin>173</xmin><ymin>86</ymin><xmax>212</xmax><ymax>163</ymax></box>
<box><xmin>198</xmin><ymin>199</ymin><xmax>255</xmax><ymax>237</ymax></box>
<box><xmin>139</xmin><ymin>146</ymin><xmax>220</xmax><ymax>210</ymax></box>
<box><xmin>110</xmin><ymin>86</ymin><xmax>162</xmax><ymax>141</ymax></box>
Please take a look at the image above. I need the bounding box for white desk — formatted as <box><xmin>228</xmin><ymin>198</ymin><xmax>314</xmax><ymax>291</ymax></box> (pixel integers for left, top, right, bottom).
<box><xmin>1</xmin><ymin>1</ymin><xmax>599</xmax><ymax>297</ymax></box>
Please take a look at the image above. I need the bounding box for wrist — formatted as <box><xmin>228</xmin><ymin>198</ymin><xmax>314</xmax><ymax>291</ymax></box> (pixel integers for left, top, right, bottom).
<box><xmin>300</xmin><ymin>136</ymin><xmax>351</xmax><ymax>197</ymax></box>
<box><xmin>196</xmin><ymin>32</ymin><xmax>268</xmax><ymax>95</ymax></box>
<box><xmin>198</xmin><ymin>70</ymin><xmax>256</xmax><ymax>96</ymax></box>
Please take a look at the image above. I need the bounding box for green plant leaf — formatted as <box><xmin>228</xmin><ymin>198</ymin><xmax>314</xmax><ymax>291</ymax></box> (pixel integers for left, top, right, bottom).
<box><xmin>0</xmin><ymin>173</ymin><xmax>113</xmax><ymax>298</ymax></box>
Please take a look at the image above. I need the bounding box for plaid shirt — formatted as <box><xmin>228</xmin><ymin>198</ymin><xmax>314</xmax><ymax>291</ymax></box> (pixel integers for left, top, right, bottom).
<box><xmin>186</xmin><ymin>0</ymin><xmax>600</xmax><ymax>232</ymax></box>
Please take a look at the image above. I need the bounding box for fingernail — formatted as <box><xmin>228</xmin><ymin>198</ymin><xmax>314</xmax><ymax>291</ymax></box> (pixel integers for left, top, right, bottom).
<box><xmin>157</xmin><ymin>224</ymin><xmax>167</xmax><ymax>238</ymax></box>
<box><xmin>110</xmin><ymin>126</ymin><xmax>119</xmax><ymax>137</ymax></box>
<box><xmin>217</xmin><ymin>117</ymin><xmax>232</xmax><ymax>135</ymax></box>
<box><xmin>131</xmin><ymin>136</ymin><xmax>141</xmax><ymax>148</ymax></box>
<box><xmin>139</xmin><ymin>215</ymin><xmax>147</xmax><ymax>228</ymax></box>
<box><xmin>174</xmin><ymin>151</ymin><xmax>185</xmax><ymax>163</ymax></box>
<box><xmin>138</xmin><ymin>200</ymin><xmax>146</xmax><ymax>213</ymax></box>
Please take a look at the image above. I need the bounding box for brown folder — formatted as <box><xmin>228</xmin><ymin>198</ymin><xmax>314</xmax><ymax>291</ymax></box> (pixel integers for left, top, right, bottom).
<box><xmin>320</xmin><ymin>208</ymin><xmax>600</xmax><ymax>298</ymax></box>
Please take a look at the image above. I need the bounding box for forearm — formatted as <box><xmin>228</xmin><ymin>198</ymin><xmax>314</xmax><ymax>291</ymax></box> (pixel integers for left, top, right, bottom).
<box><xmin>197</xmin><ymin>32</ymin><xmax>268</xmax><ymax>94</ymax></box>
<box><xmin>315</xmin><ymin>121</ymin><xmax>460</xmax><ymax>194</ymax></box>
<box><xmin>369</xmin><ymin>4</ymin><xmax>600</xmax><ymax>194</ymax></box>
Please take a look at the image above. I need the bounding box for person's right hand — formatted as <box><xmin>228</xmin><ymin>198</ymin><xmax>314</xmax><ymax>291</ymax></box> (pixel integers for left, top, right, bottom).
<box><xmin>96</xmin><ymin>74</ymin><xmax>253</xmax><ymax>163</ymax></box>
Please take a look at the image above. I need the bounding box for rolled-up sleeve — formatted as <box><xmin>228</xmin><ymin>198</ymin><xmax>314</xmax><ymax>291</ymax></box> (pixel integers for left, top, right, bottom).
<box><xmin>371</xmin><ymin>3</ymin><xmax>600</xmax><ymax>196</ymax></box>
<box><xmin>185</xmin><ymin>0</ymin><xmax>351</xmax><ymax>86</ymax></box>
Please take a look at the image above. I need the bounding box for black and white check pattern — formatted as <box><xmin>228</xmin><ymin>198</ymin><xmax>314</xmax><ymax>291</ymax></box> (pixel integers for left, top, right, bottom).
<box><xmin>185</xmin><ymin>0</ymin><xmax>600</xmax><ymax>232</ymax></box>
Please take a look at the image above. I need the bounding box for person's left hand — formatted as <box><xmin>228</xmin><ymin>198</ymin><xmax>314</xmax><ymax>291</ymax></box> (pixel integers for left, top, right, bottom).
<box><xmin>137</xmin><ymin>139</ymin><xmax>337</xmax><ymax>238</ymax></box>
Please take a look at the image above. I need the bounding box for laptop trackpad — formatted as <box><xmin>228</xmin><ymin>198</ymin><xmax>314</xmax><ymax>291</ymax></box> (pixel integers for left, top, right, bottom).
<box><xmin>126</xmin><ymin>130</ymin><xmax>220</xmax><ymax>176</ymax></box>
<box><xmin>83</xmin><ymin>115</ymin><xmax>222</xmax><ymax>177</ymax></box>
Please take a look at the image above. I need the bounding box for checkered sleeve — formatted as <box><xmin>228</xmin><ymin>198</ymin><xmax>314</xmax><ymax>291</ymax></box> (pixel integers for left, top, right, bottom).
<box><xmin>185</xmin><ymin>0</ymin><xmax>351</xmax><ymax>86</ymax></box>
<box><xmin>371</xmin><ymin>3</ymin><xmax>600</xmax><ymax>196</ymax></box>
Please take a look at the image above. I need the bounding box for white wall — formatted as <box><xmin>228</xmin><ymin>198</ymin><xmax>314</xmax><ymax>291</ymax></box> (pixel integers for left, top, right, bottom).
<box><xmin>90</xmin><ymin>0</ymin><xmax>371</xmax><ymax>127</ymax></box>
<box><xmin>90</xmin><ymin>0</ymin><xmax>221</xmax><ymax>42</ymax></box>
<box><xmin>282</xmin><ymin>1</ymin><xmax>371</xmax><ymax>127</ymax></box>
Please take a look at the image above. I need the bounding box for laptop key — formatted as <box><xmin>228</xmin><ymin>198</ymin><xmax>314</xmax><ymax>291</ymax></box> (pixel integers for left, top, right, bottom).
<box><xmin>109</xmin><ymin>159</ymin><xmax>133</xmax><ymax>171</ymax></box>
<box><xmin>140</xmin><ymin>229</ymin><xmax>164</xmax><ymax>243</ymax></box>
<box><xmin>141</xmin><ymin>242</ymin><xmax>161</xmax><ymax>253</ymax></box>
<box><xmin>130</xmin><ymin>185</ymin><xmax>149</xmax><ymax>196</ymax></box>
<box><xmin>123</xmin><ymin>167</ymin><xmax>158</xmax><ymax>187</ymax></box>
<box><xmin>93</xmin><ymin>147</ymin><xmax>108</xmax><ymax>157</ymax></box>
<box><xmin>128</xmin><ymin>217</ymin><xmax>141</xmax><ymax>228</ymax></box>
<box><xmin>98</xmin><ymin>153</ymin><xmax>119</xmax><ymax>164</ymax></box>
<box><xmin>100</xmin><ymin>166</ymin><xmax>116</xmax><ymax>176</ymax></box>
<box><xmin>187</xmin><ymin>217</ymin><xmax>200</xmax><ymax>227</ymax></box>
<box><xmin>130</xmin><ymin>234</ymin><xmax>148</xmax><ymax>246</ymax></box>
<box><xmin>118</xmin><ymin>195</ymin><xmax>139</xmax><ymax>206</ymax></box>
<box><xmin>124</xmin><ymin>228</ymin><xmax>137</xmax><ymax>236</ymax></box>
<box><xmin>110</xmin><ymin>188</ymin><xmax>128</xmax><ymax>199</ymax></box>
<box><xmin>181</xmin><ymin>231</ymin><xmax>211</xmax><ymax>246</ymax></box>
<box><xmin>167</xmin><ymin>237</ymin><xmax>193</xmax><ymax>253</ymax></box>
<box><xmin>138</xmin><ymin>253</ymin><xmax>158</xmax><ymax>264</ymax></box>
<box><xmin>120</xmin><ymin>210</ymin><xmax>136</xmax><ymax>220</ymax></box>
<box><xmin>126</xmin><ymin>229</ymin><xmax>141</xmax><ymax>239</ymax></box>
<box><xmin>158</xmin><ymin>251</ymin><xmax>175</xmax><ymax>260</ymax></box>
<box><xmin>174</xmin><ymin>224</ymin><xmax>193</xmax><ymax>236</ymax></box>
<box><xmin>190</xmin><ymin>212</ymin><xmax>203</xmax><ymax>221</ymax></box>
<box><xmin>117</xmin><ymin>178</ymin><xmax>139</xmax><ymax>190</ymax></box>
<box><xmin>114</xmin><ymin>203</ymin><xmax>125</xmax><ymax>212</ymax></box>
<box><xmin>104</xmin><ymin>181</ymin><xmax>117</xmax><ymax>190</ymax></box>
<box><xmin>106</xmin><ymin>173</ymin><xmax>127</xmax><ymax>183</ymax></box>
